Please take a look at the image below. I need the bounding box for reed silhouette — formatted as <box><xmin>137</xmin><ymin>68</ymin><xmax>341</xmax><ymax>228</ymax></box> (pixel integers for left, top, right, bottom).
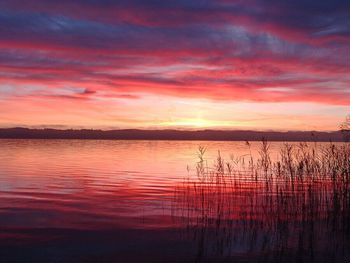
<box><xmin>172</xmin><ymin>141</ymin><xmax>350</xmax><ymax>262</ymax></box>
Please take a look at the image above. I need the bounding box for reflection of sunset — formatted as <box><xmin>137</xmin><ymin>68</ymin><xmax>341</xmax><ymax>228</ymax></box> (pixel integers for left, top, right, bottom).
<box><xmin>0</xmin><ymin>140</ymin><xmax>299</xmax><ymax>229</ymax></box>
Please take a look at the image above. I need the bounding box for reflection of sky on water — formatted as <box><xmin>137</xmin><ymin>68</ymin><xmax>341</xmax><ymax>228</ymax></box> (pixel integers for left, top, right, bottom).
<box><xmin>0</xmin><ymin>139</ymin><xmax>349</xmax><ymax>262</ymax></box>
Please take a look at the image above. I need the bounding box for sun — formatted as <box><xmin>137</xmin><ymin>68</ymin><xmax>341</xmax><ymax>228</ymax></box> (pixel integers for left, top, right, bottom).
<box><xmin>160</xmin><ymin>118</ymin><xmax>244</xmax><ymax>129</ymax></box>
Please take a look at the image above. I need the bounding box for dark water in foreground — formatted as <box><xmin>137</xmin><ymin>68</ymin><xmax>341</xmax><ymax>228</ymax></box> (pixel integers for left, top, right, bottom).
<box><xmin>0</xmin><ymin>139</ymin><xmax>349</xmax><ymax>262</ymax></box>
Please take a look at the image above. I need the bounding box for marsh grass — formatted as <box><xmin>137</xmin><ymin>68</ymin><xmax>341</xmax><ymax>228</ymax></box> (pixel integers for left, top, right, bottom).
<box><xmin>172</xmin><ymin>141</ymin><xmax>350</xmax><ymax>262</ymax></box>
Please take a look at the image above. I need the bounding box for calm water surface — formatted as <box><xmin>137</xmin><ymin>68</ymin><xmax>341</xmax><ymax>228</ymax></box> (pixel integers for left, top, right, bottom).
<box><xmin>0</xmin><ymin>139</ymin><xmax>348</xmax><ymax>262</ymax></box>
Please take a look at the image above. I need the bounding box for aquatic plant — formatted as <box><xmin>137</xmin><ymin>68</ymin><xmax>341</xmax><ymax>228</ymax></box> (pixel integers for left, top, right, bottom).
<box><xmin>173</xmin><ymin>141</ymin><xmax>350</xmax><ymax>262</ymax></box>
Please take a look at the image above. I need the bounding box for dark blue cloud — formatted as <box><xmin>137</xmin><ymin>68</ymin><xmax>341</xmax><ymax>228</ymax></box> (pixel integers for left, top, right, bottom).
<box><xmin>0</xmin><ymin>0</ymin><xmax>348</xmax><ymax>37</ymax></box>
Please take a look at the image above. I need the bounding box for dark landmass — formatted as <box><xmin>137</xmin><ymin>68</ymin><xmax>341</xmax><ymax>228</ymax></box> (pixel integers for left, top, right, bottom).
<box><xmin>0</xmin><ymin>128</ymin><xmax>345</xmax><ymax>141</ymax></box>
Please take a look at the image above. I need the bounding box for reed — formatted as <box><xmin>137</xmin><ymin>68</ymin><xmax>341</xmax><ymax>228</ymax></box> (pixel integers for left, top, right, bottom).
<box><xmin>173</xmin><ymin>141</ymin><xmax>350</xmax><ymax>262</ymax></box>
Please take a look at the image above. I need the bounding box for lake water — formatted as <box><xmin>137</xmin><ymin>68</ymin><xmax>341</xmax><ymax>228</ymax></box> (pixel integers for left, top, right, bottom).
<box><xmin>0</xmin><ymin>139</ymin><xmax>349</xmax><ymax>262</ymax></box>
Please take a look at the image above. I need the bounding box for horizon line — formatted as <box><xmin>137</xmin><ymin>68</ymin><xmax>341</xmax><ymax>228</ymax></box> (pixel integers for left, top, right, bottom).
<box><xmin>0</xmin><ymin>126</ymin><xmax>342</xmax><ymax>133</ymax></box>
<box><xmin>0</xmin><ymin>127</ymin><xmax>346</xmax><ymax>142</ymax></box>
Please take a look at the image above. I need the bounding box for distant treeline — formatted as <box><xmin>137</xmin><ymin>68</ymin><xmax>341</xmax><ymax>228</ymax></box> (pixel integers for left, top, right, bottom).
<box><xmin>0</xmin><ymin>128</ymin><xmax>345</xmax><ymax>141</ymax></box>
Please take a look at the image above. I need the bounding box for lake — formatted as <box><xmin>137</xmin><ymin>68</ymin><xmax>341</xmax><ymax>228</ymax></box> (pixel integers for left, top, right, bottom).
<box><xmin>0</xmin><ymin>139</ymin><xmax>349</xmax><ymax>262</ymax></box>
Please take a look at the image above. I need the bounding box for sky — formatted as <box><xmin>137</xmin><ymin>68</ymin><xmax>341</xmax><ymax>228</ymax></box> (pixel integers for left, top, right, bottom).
<box><xmin>0</xmin><ymin>0</ymin><xmax>349</xmax><ymax>131</ymax></box>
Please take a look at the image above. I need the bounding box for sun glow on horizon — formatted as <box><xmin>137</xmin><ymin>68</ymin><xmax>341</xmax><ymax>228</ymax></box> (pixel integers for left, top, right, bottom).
<box><xmin>0</xmin><ymin>91</ymin><xmax>348</xmax><ymax>131</ymax></box>
<box><xmin>159</xmin><ymin>118</ymin><xmax>247</xmax><ymax>129</ymax></box>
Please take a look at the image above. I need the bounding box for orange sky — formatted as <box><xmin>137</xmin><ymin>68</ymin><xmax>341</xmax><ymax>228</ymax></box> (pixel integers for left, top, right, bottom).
<box><xmin>1</xmin><ymin>92</ymin><xmax>348</xmax><ymax>131</ymax></box>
